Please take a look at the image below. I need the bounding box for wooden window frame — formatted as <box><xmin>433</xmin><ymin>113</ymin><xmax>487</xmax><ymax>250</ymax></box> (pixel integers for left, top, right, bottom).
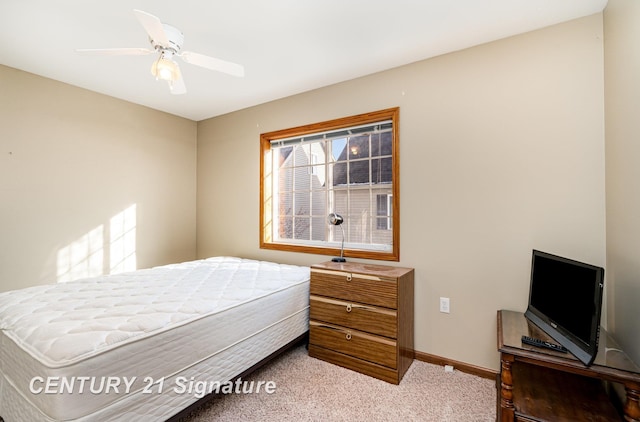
<box><xmin>259</xmin><ymin>107</ymin><xmax>400</xmax><ymax>261</ymax></box>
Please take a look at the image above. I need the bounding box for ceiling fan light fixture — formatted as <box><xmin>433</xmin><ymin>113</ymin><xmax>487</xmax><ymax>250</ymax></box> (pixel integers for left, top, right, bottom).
<box><xmin>77</xmin><ymin>10</ymin><xmax>244</xmax><ymax>95</ymax></box>
<box><xmin>151</xmin><ymin>55</ymin><xmax>180</xmax><ymax>81</ymax></box>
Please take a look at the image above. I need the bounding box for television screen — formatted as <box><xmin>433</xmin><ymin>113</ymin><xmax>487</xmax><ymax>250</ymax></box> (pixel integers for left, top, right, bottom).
<box><xmin>525</xmin><ymin>250</ymin><xmax>604</xmax><ymax>366</ymax></box>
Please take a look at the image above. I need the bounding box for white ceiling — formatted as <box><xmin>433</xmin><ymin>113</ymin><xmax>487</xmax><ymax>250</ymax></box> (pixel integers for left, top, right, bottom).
<box><xmin>0</xmin><ymin>0</ymin><xmax>607</xmax><ymax>121</ymax></box>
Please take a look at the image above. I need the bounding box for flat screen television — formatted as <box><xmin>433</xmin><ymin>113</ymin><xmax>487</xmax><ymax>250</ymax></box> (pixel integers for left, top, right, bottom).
<box><xmin>524</xmin><ymin>249</ymin><xmax>605</xmax><ymax>366</ymax></box>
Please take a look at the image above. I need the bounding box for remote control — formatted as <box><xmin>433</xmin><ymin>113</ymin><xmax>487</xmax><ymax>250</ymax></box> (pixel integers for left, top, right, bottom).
<box><xmin>521</xmin><ymin>335</ymin><xmax>568</xmax><ymax>353</ymax></box>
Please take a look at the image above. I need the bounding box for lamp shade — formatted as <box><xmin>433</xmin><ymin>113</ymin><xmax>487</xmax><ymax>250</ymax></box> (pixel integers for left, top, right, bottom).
<box><xmin>328</xmin><ymin>213</ymin><xmax>343</xmax><ymax>226</ymax></box>
<box><xmin>151</xmin><ymin>56</ymin><xmax>180</xmax><ymax>81</ymax></box>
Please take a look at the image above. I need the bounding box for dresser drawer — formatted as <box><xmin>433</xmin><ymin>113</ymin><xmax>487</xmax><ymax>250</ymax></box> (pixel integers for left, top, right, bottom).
<box><xmin>309</xmin><ymin>321</ymin><xmax>397</xmax><ymax>369</ymax></box>
<box><xmin>310</xmin><ymin>295</ymin><xmax>397</xmax><ymax>338</ymax></box>
<box><xmin>310</xmin><ymin>269</ymin><xmax>397</xmax><ymax>309</ymax></box>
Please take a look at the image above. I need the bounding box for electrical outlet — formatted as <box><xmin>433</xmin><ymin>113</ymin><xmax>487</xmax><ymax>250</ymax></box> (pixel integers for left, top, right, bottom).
<box><xmin>440</xmin><ymin>297</ymin><xmax>450</xmax><ymax>313</ymax></box>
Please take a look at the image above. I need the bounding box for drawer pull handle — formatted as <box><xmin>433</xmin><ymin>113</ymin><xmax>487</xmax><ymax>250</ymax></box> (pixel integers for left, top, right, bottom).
<box><xmin>345</xmin><ymin>332</ymin><xmax>352</xmax><ymax>341</ymax></box>
<box><xmin>346</xmin><ymin>273</ymin><xmax>352</xmax><ymax>281</ymax></box>
<box><xmin>346</xmin><ymin>304</ymin><xmax>352</xmax><ymax>313</ymax></box>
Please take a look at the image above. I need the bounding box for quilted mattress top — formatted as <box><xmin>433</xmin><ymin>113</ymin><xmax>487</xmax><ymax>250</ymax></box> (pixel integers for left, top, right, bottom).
<box><xmin>0</xmin><ymin>257</ymin><xmax>310</xmax><ymax>368</ymax></box>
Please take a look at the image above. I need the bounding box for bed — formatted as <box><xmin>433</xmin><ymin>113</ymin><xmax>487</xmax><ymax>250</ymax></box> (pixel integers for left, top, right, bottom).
<box><xmin>0</xmin><ymin>256</ymin><xmax>310</xmax><ymax>421</ymax></box>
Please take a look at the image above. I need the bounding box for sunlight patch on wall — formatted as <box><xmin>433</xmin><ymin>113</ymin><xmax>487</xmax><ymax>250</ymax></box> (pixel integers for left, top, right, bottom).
<box><xmin>110</xmin><ymin>204</ymin><xmax>137</xmax><ymax>274</ymax></box>
<box><xmin>56</xmin><ymin>204</ymin><xmax>137</xmax><ymax>283</ymax></box>
<box><xmin>56</xmin><ymin>225</ymin><xmax>104</xmax><ymax>283</ymax></box>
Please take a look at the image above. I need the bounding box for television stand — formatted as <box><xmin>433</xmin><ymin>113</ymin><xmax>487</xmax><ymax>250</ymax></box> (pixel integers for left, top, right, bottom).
<box><xmin>498</xmin><ymin>310</ymin><xmax>640</xmax><ymax>422</ymax></box>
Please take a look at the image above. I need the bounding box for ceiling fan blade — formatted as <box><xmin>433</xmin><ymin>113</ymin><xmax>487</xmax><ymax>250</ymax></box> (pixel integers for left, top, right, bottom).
<box><xmin>180</xmin><ymin>51</ymin><xmax>245</xmax><ymax>78</ymax></box>
<box><xmin>133</xmin><ymin>9</ymin><xmax>169</xmax><ymax>47</ymax></box>
<box><xmin>75</xmin><ymin>48</ymin><xmax>153</xmax><ymax>56</ymax></box>
<box><xmin>170</xmin><ymin>73</ymin><xmax>187</xmax><ymax>95</ymax></box>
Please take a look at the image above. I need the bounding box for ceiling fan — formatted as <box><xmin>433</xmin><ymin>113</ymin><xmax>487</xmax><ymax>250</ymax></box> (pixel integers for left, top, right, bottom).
<box><xmin>76</xmin><ymin>9</ymin><xmax>245</xmax><ymax>95</ymax></box>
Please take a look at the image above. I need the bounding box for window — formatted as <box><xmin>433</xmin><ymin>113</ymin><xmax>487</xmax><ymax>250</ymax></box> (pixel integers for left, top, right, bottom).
<box><xmin>260</xmin><ymin>108</ymin><xmax>399</xmax><ymax>261</ymax></box>
<box><xmin>376</xmin><ymin>194</ymin><xmax>392</xmax><ymax>230</ymax></box>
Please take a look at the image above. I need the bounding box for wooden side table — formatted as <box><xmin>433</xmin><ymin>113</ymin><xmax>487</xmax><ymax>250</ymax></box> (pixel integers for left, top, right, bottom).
<box><xmin>498</xmin><ymin>310</ymin><xmax>640</xmax><ymax>421</ymax></box>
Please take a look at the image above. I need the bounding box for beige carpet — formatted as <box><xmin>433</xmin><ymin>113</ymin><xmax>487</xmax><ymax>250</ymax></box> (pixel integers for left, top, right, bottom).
<box><xmin>184</xmin><ymin>345</ymin><xmax>497</xmax><ymax>421</ymax></box>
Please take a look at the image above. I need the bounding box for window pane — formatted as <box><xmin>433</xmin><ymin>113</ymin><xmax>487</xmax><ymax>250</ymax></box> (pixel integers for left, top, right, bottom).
<box><xmin>309</xmin><ymin>165</ymin><xmax>324</xmax><ymax>184</ymax></box>
<box><xmin>346</xmin><ymin>215</ymin><xmax>370</xmax><ymax>244</ymax></box>
<box><xmin>371</xmin><ymin>133</ymin><xmax>392</xmax><ymax>157</ymax></box>
<box><xmin>332</xmin><ymin>138</ymin><xmax>347</xmax><ymax>162</ymax></box>
<box><xmin>380</xmin><ymin>132</ymin><xmax>393</xmax><ymax>156</ymax></box>
<box><xmin>348</xmin><ymin>135</ymin><xmax>369</xmax><ymax>159</ymax></box>
<box><xmin>294</xmin><ymin>166</ymin><xmax>310</xmax><ymax>189</ymax></box>
<box><xmin>311</xmin><ymin>190</ymin><xmax>327</xmax><ymax>216</ymax></box>
<box><xmin>278</xmin><ymin>167</ymin><xmax>293</xmax><ymax>191</ymax></box>
<box><xmin>376</xmin><ymin>193</ymin><xmax>389</xmax><ymax>230</ymax></box>
<box><xmin>333</xmin><ymin>190</ymin><xmax>348</xmax><ymax>216</ymax></box>
<box><xmin>293</xmin><ymin>144</ymin><xmax>310</xmax><ymax>167</ymax></box>
<box><xmin>371</xmin><ymin>133</ymin><xmax>382</xmax><ymax>157</ymax></box>
<box><xmin>279</xmin><ymin>146</ymin><xmax>294</xmax><ymax>166</ymax></box>
<box><xmin>294</xmin><ymin>191</ymin><xmax>310</xmax><ymax>215</ymax></box>
<box><xmin>293</xmin><ymin>216</ymin><xmax>310</xmax><ymax>240</ymax></box>
<box><xmin>310</xmin><ymin>142</ymin><xmax>327</xmax><ymax>161</ymax></box>
<box><xmin>376</xmin><ymin>194</ymin><xmax>388</xmax><ymax>215</ymax></box>
<box><xmin>371</xmin><ymin>157</ymin><xmax>393</xmax><ymax>184</ymax></box>
<box><xmin>348</xmin><ymin>189</ymin><xmax>371</xmax><ymax>245</ymax></box>
<box><xmin>311</xmin><ymin>216</ymin><xmax>327</xmax><ymax>241</ymax></box>
<box><xmin>278</xmin><ymin>216</ymin><xmax>292</xmax><ymax>239</ymax></box>
<box><xmin>381</xmin><ymin>157</ymin><xmax>392</xmax><ymax>181</ymax></box>
<box><xmin>279</xmin><ymin>191</ymin><xmax>292</xmax><ymax>216</ymax></box>
<box><xmin>349</xmin><ymin>160</ymin><xmax>370</xmax><ymax>185</ymax></box>
<box><xmin>329</xmin><ymin>224</ymin><xmax>343</xmax><ymax>243</ymax></box>
<box><xmin>374</xmin><ymin>190</ymin><xmax>392</xmax><ymax>232</ymax></box>
<box><xmin>332</xmin><ymin>162</ymin><xmax>348</xmax><ymax>186</ymax></box>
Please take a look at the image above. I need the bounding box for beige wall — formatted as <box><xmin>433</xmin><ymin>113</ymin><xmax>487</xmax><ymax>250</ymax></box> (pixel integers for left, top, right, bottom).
<box><xmin>197</xmin><ymin>14</ymin><xmax>606</xmax><ymax>370</ymax></box>
<box><xmin>604</xmin><ymin>0</ymin><xmax>640</xmax><ymax>365</ymax></box>
<box><xmin>0</xmin><ymin>65</ymin><xmax>197</xmax><ymax>293</ymax></box>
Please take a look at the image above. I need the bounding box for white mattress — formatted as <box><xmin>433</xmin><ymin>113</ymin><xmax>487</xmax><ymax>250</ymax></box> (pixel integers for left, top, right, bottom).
<box><xmin>0</xmin><ymin>257</ymin><xmax>310</xmax><ymax>421</ymax></box>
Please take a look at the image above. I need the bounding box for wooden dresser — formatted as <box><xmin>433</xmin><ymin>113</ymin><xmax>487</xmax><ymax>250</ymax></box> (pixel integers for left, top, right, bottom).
<box><xmin>308</xmin><ymin>261</ymin><xmax>414</xmax><ymax>384</ymax></box>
